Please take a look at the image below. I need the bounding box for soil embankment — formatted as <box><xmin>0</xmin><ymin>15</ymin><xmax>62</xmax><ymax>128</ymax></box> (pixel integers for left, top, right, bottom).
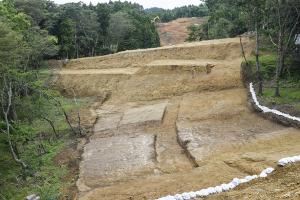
<box><xmin>54</xmin><ymin>37</ymin><xmax>300</xmax><ymax>200</ymax></box>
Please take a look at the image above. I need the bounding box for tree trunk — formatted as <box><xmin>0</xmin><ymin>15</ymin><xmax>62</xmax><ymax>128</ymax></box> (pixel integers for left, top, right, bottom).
<box><xmin>275</xmin><ymin>45</ymin><xmax>283</xmax><ymax>97</ymax></box>
<box><xmin>75</xmin><ymin>29</ymin><xmax>79</xmax><ymax>59</ymax></box>
<box><xmin>2</xmin><ymin>81</ymin><xmax>28</xmax><ymax>170</ymax></box>
<box><xmin>62</xmin><ymin>108</ymin><xmax>77</xmax><ymax>136</ymax></box>
<box><xmin>239</xmin><ymin>36</ymin><xmax>248</xmax><ymax>65</ymax></box>
<box><xmin>255</xmin><ymin>21</ymin><xmax>263</xmax><ymax>96</ymax></box>
<box><xmin>275</xmin><ymin>24</ymin><xmax>284</xmax><ymax>97</ymax></box>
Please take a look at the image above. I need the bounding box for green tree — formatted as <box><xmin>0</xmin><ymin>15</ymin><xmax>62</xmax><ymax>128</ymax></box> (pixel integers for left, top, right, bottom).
<box><xmin>265</xmin><ymin>0</ymin><xmax>300</xmax><ymax>96</ymax></box>
<box><xmin>56</xmin><ymin>18</ymin><xmax>75</xmax><ymax>59</ymax></box>
<box><xmin>23</xmin><ymin>26</ymin><xmax>58</xmax><ymax>69</ymax></box>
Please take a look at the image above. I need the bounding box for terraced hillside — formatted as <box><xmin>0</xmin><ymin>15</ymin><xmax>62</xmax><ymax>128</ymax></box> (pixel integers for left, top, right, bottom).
<box><xmin>54</xmin><ymin>38</ymin><xmax>300</xmax><ymax>200</ymax></box>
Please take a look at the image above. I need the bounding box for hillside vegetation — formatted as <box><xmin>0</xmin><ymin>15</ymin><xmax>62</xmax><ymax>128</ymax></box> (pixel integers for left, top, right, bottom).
<box><xmin>187</xmin><ymin>0</ymin><xmax>300</xmax><ymax>109</ymax></box>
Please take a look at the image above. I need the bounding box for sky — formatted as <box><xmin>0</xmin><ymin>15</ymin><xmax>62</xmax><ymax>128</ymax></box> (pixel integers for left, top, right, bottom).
<box><xmin>53</xmin><ymin>0</ymin><xmax>202</xmax><ymax>9</ymax></box>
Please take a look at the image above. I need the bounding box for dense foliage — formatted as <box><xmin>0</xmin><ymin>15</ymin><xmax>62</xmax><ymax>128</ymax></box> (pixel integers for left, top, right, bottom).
<box><xmin>145</xmin><ymin>4</ymin><xmax>208</xmax><ymax>22</ymax></box>
<box><xmin>13</xmin><ymin>0</ymin><xmax>160</xmax><ymax>59</ymax></box>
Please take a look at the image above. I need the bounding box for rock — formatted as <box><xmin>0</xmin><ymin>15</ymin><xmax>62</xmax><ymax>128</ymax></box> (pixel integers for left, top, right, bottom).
<box><xmin>26</xmin><ymin>194</ymin><xmax>40</xmax><ymax>200</ymax></box>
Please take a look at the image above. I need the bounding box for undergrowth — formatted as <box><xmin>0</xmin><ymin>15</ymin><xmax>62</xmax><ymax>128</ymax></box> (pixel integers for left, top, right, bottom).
<box><xmin>0</xmin><ymin>69</ymin><xmax>90</xmax><ymax>200</ymax></box>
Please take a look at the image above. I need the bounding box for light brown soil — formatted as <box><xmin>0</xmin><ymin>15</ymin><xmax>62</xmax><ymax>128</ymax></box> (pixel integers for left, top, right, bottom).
<box><xmin>56</xmin><ymin>68</ymin><xmax>140</xmax><ymax>75</ymax></box>
<box><xmin>208</xmin><ymin>162</ymin><xmax>300</xmax><ymax>200</ymax></box>
<box><xmin>53</xmin><ymin>37</ymin><xmax>300</xmax><ymax>200</ymax></box>
<box><xmin>157</xmin><ymin>17</ymin><xmax>205</xmax><ymax>46</ymax></box>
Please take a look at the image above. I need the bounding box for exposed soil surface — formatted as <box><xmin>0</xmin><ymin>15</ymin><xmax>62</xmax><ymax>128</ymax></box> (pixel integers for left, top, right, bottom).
<box><xmin>208</xmin><ymin>163</ymin><xmax>300</xmax><ymax>200</ymax></box>
<box><xmin>54</xmin><ymin>37</ymin><xmax>300</xmax><ymax>200</ymax></box>
<box><xmin>157</xmin><ymin>18</ymin><xmax>205</xmax><ymax>46</ymax></box>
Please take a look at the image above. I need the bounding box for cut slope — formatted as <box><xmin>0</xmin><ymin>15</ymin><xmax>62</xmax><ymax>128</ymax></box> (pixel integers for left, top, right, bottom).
<box><xmin>157</xmin><ymin>17</ymin><xmax>205</xmax><ymax>46</ymax></box>
<box><xmin>55</xmin><ymin>38</ymin><xmax>253</xmax><ymax>99</ymax></box>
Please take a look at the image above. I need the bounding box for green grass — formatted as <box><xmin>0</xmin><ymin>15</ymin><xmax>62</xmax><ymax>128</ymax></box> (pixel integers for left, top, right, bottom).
<box><xmin>262</xmin><ymin>87</ymin><xmax>300</xmax><ymax>104</ymax></box>
<box><xmin>0</xmin><ymin>128</ymin><xmax>67</xmax><ymax>200</ymax></box>
<box><xmin>248</xmin><ymin>54</ymin><xmax>277</xmax><ymax>80</ymax></box>
<box><xmin>261</xmin><ymin>87</ymin><xmax>300</xmax><ymax>114</ymax></box>
<box><xmin>245</xmin><ymin>46</ymin><xmax>300</xmax><ymax>113</ymax></box>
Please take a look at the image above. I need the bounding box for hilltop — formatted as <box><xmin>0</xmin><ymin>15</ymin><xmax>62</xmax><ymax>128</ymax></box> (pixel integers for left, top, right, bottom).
<box><xmin>157</xmin><ymin>17</ymin><xmax>206</xmax><ymax>46</ymax></box>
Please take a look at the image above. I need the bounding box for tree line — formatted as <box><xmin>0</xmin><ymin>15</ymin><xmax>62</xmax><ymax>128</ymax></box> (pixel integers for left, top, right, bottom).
<box><xmin>187</xmin><ymin>0</ymin><xmax>300</xmax><ymax>97</ymax></box>
<box><xmin>13</xmin><ymin>0</ymin><xmax>160</xmax><ymax>59</ymax></box>
<box><xmin>145</xmin><ymin>4</ymin><xmax>209</xmax><ymax>23</ymax></box>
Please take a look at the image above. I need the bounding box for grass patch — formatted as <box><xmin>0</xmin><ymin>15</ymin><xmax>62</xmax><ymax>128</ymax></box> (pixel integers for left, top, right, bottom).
<box><xmin>261</xmin><ymin>87</ymin><xmax>300</xmax><ymax>114</ymax></box>
<box><xmin>262</xmin><ymin>87</ymin><xmax>300</xmax><ymax>104</ymax></box>
<box><xmin>0</xmin><ymin>128</ymin><xmax>67</xmax><ymax>200</ymax></box>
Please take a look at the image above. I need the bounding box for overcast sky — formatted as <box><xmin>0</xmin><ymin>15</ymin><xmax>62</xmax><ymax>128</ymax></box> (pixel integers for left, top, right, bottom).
<box><xmin>53</xmin><ymin>0</ymin><xmax>202</xmax><ymax>9</ymax></box>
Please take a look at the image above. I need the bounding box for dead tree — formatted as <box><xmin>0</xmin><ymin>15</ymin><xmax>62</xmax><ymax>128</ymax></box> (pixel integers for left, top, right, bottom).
<box><xmin>42</xmin><ymin>117</ymin><xmax>59</xmax><ymax>138</ymax></box>
<box><xmin>26</xmin><ymin>84</ymin><xmax>81</xmax><ymax>137</ymax></box>
<box><xmin>43</xmin><ymin>92</ymin><xmax>80</xmax><ymax>137</ymax></box>
<box><xmin>56</xmin><ymin>100</ymin><xmax>78</xmax><ymax>136</ymax></box>
<box><xmin>1</xmin><ymin>78</ymin><xmax>27</xmax><ymax>169</ymax></box>
<box><xmin>36</xmin><ymin>89</ymin><xmax>78</xmax><ymax>136</ymax></box>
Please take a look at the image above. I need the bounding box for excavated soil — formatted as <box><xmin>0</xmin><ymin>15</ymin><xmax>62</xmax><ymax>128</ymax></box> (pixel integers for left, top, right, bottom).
<box><xmin>157</xmin><ymin>17</ymin><xmax>205</xmax><ymax>46</ymax></box>
<box><xmin>54</xmin><ymin>37</ymin><xmax>300</xmax><ymax>200</ymax></box>
<box><xmin>208</xmin><ymin>162</ymin><xmax>300</xmax><ymax>200</ymax></box>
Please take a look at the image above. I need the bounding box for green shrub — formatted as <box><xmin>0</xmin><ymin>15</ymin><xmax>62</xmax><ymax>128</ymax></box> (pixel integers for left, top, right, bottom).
<box><xmin>248</xmin><ymin>54</ymin><xmax>277</xmax><ymax>80</ymax></box>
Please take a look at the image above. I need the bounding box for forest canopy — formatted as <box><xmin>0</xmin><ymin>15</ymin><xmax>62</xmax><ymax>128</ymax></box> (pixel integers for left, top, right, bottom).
<box><xmin>11</xmin><ymin>0</ymin><xmax>161</xmax><ymax>59</ymax></box>
<box><xmin>145</xmin><ymin>4</ymin><xmax>209</xmax><ymax>22</ymax></box>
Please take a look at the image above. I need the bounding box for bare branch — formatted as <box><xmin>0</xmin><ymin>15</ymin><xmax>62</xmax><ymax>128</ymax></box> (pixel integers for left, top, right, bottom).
<box><xmin>269</xmin><ymin>34</ymin><xmax>278</xmax><ymax>47</ymax></box>
<box><xmin>43</xmin><ymin>117</ymin><xmax>59</xmax><ymax>138</ymax></box>
<box><xmin>239</xmin><ymin>36</ymin><xmax>249</xmax><ymax>65</ymax></box>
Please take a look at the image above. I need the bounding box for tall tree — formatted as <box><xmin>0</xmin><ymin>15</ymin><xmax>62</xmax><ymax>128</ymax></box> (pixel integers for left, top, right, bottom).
<box><xmin>266</xmin><ymin>0</ymin><xmax>300</xmax><ymax>96</ymax></box>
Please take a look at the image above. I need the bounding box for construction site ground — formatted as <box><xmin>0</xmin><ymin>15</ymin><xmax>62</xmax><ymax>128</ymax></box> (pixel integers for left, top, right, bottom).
<box><xmin>54</xmin><ymin>37</ymin><xmax>300</xmax><ymax>200</ymax></box>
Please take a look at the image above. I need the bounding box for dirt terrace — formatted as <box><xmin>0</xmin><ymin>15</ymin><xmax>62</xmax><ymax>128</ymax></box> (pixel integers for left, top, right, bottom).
<box><xmin>54</xmin><ymin>38</ymin><xmax>300</xmax><ymax>200</ymax></box>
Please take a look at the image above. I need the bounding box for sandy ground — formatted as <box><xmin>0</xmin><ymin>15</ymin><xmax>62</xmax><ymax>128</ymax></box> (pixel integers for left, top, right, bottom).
<box><xmin>157</xmin><ymin>18</ymin><xmax>205</xmax><ymax>46</ymax></box>
<box><xmin>53</xmin><ymin>37</ymin><xmax>300</xmax><ymax>200</ymax></box>
<box><xmin>56</xmin><ymin>68</ymin><xmax>140</xmax><ymax>75</ymax></box>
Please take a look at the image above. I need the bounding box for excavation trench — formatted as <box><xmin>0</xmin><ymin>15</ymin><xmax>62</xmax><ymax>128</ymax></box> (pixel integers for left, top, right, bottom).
<box><xmin>54</xmin><ymin>38</ymin><xmax>300</xmax><ymax>200</ymax></box>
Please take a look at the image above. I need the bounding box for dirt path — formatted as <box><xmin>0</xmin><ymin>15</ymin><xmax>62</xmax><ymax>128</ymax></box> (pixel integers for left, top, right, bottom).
<box><xmin>54</xmin><ymin>38</ymin><xmax>300</xmax><ymax>200</ymax></box>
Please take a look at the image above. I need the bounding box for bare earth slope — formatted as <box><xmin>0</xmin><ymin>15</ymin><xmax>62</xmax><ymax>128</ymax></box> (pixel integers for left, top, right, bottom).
<box><xmin>157</xmin><ymin>17</ymin><xmax>205</xmax><ymax>46</ymax></box>
<box><xmin>54</xmin><ymin>38</ymin><xmax>300</xmax><ymax>200</ymax></box>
